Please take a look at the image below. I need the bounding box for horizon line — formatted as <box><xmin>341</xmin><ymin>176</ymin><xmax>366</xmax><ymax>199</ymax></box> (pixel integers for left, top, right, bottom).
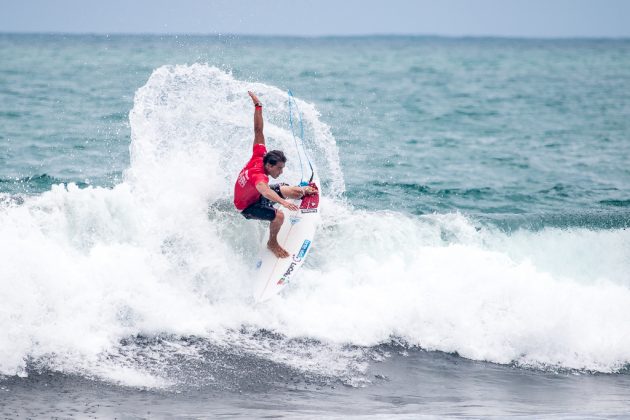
<box><xmin>1</xmin><ymin>31</ymin><xmax>629</xmax><ymax>41</ymax></box>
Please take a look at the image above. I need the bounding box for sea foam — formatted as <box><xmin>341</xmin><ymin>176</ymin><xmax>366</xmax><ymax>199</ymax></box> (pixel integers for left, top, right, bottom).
<box><xmin>1</xmin><ymin>65</ymin><xmax>629</xmax><ymax>387</ymax></box>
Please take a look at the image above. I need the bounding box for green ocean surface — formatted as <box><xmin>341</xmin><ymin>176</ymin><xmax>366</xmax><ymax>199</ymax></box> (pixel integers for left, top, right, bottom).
<box><xmin>1</xmin><ymin>34</ymin><xmax>629</xmax><ymax>228</ymax></box>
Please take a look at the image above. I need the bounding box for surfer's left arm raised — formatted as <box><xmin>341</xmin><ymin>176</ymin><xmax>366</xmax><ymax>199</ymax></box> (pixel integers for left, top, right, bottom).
<box><xmin>248</xmin><ymin>91</ymin><xmax>264</xmax><ymax>147</ymax></box>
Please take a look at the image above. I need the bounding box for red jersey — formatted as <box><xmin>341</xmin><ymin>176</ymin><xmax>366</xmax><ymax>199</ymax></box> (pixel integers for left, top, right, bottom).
<box><xmin>234</xmin><ymin>144</ymin><xmax>269</xmax><ymax>210</ymax></box>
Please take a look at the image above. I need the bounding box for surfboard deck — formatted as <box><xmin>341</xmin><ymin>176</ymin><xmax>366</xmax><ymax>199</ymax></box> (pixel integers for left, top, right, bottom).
<box><xmin>252</xmin><ymin>182</ymin><xmax>320</xmax><ymax>302</ymax></box>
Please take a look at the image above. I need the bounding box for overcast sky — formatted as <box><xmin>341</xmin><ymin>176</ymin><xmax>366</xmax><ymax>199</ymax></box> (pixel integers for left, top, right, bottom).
<box><xmin>1</xmin><ymin>0</ymin><xmax>629</xmax><ymax>38</ymax></box>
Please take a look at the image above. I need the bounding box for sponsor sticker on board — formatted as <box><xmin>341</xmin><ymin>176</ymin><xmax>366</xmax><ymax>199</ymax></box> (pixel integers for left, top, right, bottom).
<box><xmin>297</xmin><ymin>240</ymin><xmax>311</xmax><ymax>259</ymax></box>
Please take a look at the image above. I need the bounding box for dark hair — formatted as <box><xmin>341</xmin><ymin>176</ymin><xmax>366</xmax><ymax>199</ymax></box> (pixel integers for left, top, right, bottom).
<box><xmin>263</xmin><ymin>150</ymin><xmax>287</xmax><ymax>166</ymax></box>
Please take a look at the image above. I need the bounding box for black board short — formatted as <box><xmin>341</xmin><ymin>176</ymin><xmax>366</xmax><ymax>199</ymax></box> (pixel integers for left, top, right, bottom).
<box><xmin>241</xmin><ymin>184</ymin><xmax>286</xmax><ymax>221</ymax></box>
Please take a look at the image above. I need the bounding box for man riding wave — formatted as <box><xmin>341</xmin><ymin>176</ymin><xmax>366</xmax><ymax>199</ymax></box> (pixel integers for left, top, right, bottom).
<box><xmin>234</xmin><ymin>91</ymin><xmax>318</xmax><ymax>258</ymax></box>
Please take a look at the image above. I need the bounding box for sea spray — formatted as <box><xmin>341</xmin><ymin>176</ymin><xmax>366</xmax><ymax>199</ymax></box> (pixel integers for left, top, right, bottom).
<box><xmin>1</xmin><ymin>65</ymin><xmax>630</xmax><ymax>388</ymax></box>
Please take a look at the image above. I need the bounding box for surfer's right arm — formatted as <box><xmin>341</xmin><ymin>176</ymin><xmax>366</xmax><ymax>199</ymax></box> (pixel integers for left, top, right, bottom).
<box><xmin>248</xmin><ymin>91</ymin><xmax>265</xmax><ymax>146</ymax></box>
<box><xmin>256</xmin><ymin>182</ymin><xmax>299</xmax><ymax>211</ymax></box>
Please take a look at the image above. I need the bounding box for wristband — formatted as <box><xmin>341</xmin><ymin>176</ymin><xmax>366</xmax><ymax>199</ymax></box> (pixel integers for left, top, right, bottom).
<box><xmin>255</xmin><ymin>102</ymin><xmax>263</xmax><ymax>108</ymax></box>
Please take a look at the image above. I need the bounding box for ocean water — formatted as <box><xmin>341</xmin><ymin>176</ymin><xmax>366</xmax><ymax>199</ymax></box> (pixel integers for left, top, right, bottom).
<box><xmin>1</xmin><ymin>34</ymin><xmax>630</xmax><ymax>417</ymax></box>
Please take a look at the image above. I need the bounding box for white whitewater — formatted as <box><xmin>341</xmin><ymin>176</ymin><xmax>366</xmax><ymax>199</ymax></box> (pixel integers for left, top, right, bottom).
<box><xmin>1</xmin><ymin>65</ymin><xmax>630</xmax><ymax>388</ymax></box>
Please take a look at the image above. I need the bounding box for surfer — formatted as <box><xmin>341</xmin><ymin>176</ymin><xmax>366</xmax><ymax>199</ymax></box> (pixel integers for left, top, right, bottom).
<box><xmin>234</xmin><ymin>91</ymin><xmax>318</xmax><ymax>258</ymax></box>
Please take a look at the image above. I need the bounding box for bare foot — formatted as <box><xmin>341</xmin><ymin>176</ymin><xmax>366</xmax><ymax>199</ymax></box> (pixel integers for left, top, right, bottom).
<box><xmin>268</xmin><ymin>240</ymin><xmax>290</xmax><ymax>258</ymax></box>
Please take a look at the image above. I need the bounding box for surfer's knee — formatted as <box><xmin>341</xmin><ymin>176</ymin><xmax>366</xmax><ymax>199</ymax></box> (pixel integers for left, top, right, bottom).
<box><xmin>280</xmin><ymin>185</ymin><xmax>308</xmax><ymax>200</ymax></box>
<box><xmin>278</xmin><ymin>184</ymin><xmax>296</xmax><ymax>199</ymax></box>
<box><xmin>273</xmin><ymin>209</ymin><xmax>284</xmax><ymax>222</ymax></box>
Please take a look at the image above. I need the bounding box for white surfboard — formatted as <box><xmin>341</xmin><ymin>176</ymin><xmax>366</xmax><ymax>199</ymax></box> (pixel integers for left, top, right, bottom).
<box><xmin>252</xmin><ymin>181</ymin><xmax>321</xmax><ymax>302</ymax></box>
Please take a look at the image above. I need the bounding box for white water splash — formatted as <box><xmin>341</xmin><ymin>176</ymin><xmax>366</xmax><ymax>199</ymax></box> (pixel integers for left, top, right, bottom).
<box><xmin>1</xmin><ymin>65</ymin><xmax>630</xmax><ymax>388</ymax></box>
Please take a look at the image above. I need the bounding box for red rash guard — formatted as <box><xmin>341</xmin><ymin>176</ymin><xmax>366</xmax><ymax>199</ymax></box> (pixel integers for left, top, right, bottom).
<box><xmin>234</xmin><ymin>144</ymin><xmax>269</xmax><ymax>210</ymax></box>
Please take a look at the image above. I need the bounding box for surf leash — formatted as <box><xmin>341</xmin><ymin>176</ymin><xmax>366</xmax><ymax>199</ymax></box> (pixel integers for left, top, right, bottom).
<box><xmin>288</xmin><ymin>90</ymin><xmax>314</xmax><ymax>185</ymax></box>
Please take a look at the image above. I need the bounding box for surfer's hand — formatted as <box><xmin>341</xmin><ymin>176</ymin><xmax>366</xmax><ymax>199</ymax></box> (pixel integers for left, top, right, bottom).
<box><xmin>303</xmin><ymin>186</ymin><xmax>318</xmax><ymax>196</ymax></box>
<box><xmin>282</xmin><ymin>200</ymin><xmax>299</xmax><ymax>211</ymax></box>
<box><xmin>248</xmin><ymin>91</ymin><xmax>261</xmax><ymax>106</ymax></box>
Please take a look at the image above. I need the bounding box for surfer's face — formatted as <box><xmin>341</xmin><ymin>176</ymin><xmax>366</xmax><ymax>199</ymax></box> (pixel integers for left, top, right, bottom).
<box><xmin>265</xmin><ymin>162</ymin><xmax>285</xmax><ymax>179</ymax></box>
